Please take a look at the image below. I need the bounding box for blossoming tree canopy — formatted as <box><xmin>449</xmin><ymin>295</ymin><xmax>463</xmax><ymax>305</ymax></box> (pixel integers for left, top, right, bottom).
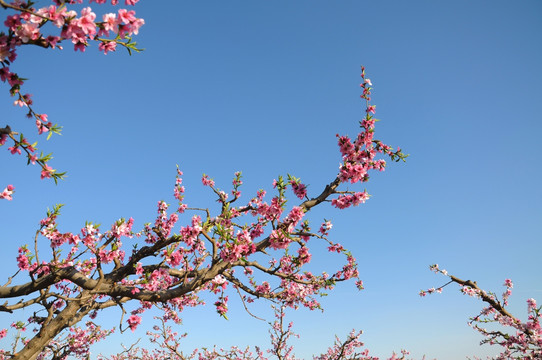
<box><xmin>1</xmin><ymin>11</ymin><xmax>408</xmax><ymax>352</ymax></box>
<box><xmin>0</xmin><ymin>0</ymin><xmax>144</xmax><ymax>197</ymax></box>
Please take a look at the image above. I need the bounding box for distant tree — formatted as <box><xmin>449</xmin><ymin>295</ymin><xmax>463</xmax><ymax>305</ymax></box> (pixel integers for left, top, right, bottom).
<box><xmin>421</xmin><ymin>265</ymin><xmax>541</xmax><ymax>359</ymax></box>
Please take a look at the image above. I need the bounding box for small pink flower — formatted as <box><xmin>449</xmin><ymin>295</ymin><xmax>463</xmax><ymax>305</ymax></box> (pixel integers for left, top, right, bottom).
<box><xmin>118</xmin><ymin>9</ymin><xmax>136</xmax><ymax>24</ymax></box>
<box><xmin>1</xmin><ymin>185</ymin><xmax>15</xmax><ymax>201</ymax></box>
<box><xmin>41</xmin><ymin>164</ymin><xmax>54</xmax><ymax>179</ymax></box>
<box><xmin>74</xmin><ymin>42</ymin><xmax>86</xmax><ymax>52</ymax></box>
<box><xmin>13</xmin><ymin>99</ymin><xmax>26</xmax><ymax>107</ymax></box>
<box><xmin>319</xmin><ymin>220</ymin><xmax>332</xmax><ymax>235</ymax></box>
<box><xmin>8</xmin><ymin>146</ymin><xmax>21</xmax><ymax>155</ymax></box>
<box><xmin>102</xmin><ymin>13</ymin><xmax>119</xmax><ymax>34</ymax></box>
<box><xmin>135</xmin><ymin>262</ymin><xmax>144</xmax><ymax>275</ymax></box>
<box><xmin>16</xmin><ymin>247</ymin><xmax>30</xmax><ymax>270</ymax></box>
<box><xmin>127</xmin><ymin>315</ymin><xmax>141</xmax><ymax>331</ymax></box>
<box><xmin>76</xmin><ymin>8</ymin><xmax>97</xmax><ymax>36</ymax></box>
<box><xmin>99</xmin><ymin>41</ymin><xmax>117</xmax><ymax>54</ymax></box>
<box><xmin>355</xmin><ymin>280</ymin><xmax>364</xmax><ymax>290</ymax></box>
<box><xmin>527</xmin><ymin>298</ymin><xmax>537</xmax><ymax>311</ymax></box>
<box><xmin>290</xmin><ymin>179</ymin><xmax>307</xmax><ymax>199</ymax></box>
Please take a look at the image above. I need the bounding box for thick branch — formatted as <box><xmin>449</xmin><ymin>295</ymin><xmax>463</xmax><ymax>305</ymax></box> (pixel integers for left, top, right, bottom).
<box><xmin>0</xmin><ymin>291</ymin><xmax>53</xmax><ymax>312</ymax></box>
<box><xmin>300</xmin><ymin>176</ymin><xmax>341</xmax><ymax>212</ymax></box>
<box><xmin>0</xmin><ymin>267</ymin><xmax>98</xmax><ymax>299</ymax></box>
<box><xmin>12</xmin><ymin>293</ymin><xmax>91</xmax><ymax>360</ymax></box>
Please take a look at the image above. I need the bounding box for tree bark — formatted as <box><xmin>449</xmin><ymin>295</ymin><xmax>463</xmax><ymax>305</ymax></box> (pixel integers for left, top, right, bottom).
<box><xmin>12</xmin><ymin>295</ymin><xmax>91</xmax><ymax>360</ymax></box>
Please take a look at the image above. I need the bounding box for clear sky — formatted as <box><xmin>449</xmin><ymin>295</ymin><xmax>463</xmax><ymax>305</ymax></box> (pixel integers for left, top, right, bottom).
<box><xmin>1</xmin><ymin>1</ymin><xmax>541</xmax><ymax>359</ymax></box>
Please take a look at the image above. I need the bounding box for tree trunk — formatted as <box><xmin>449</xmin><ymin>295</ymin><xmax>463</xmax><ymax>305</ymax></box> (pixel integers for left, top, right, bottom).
<box><xmin>12</xmin><ymin>299</ymin><xmax>90</xmax><ymax>360</ymax></box>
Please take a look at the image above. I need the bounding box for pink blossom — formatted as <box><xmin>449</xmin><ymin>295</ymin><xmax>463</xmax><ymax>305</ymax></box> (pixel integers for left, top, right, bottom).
<box><xmin>289</xmin><ymin>179</ymin><xmax>307</xmax><ymax>199</ymax></box>
<box><xmin>355</xmin><ymin>280</ymin><xmax>364</xmax><ymax>290</ymax></box>
<box><xmin>4</xmin><ymin>14</ymin><xmax>21</xmax><ymax>31</ymax></box>
<box><xmin>527</xmin><ymin>298</ymin><xmax>537</xmax><ymax>311</ymax></box>
<box><xmin>319</xmin><ymin>220</ymin><xmax>333</xmax><ymax>235</ymax></box>
<box><xmin>13</xmin><ymin>99</ymin><xmax>26</xmax><ymax>107</ymax></box>
<box><xmin>111</xmin><ymin>218</ymin><xmax>133</xmax><ymax>238</ymax></box>
<box><xmin>36</xmin><ymin>5</ymin><xmax>66</xmax><ymax>28</ymax></box>
<box><xmin>286</xmin><ymin>206</ymin><xmax>304</xmax><ymax>226</ymax></box>
<box><xmin>15</xmin><ymin>22</ymin><xmax>41</xmax><ymax>43</ymax></box>
<box><xmin>41</xmin><ymin>164</ymin><xmax>54</xmax><ymax>179</ymax></box>
<box><xmin>327</xmin><ymin>243</ymin><xmax>344</xmax><ymax>253</ymax></box>
<box><xmin>16</xmin><ymin>247</ymin><xmax>30</xmax><ymax>270</ymax></box>
<box><xmin>76</xmin><ymin>8</ymin><xmax>97</xmax><ymax>36</ymax></box>
<box><xmin>0</xmin><ymin>67</ymin><xmax>10</xmax><ymax>82</ymax></box>
<box><xmin>127</xmin><ymin>18</ymin><xmax>144</xmax><ymax>35</ymax></box>
<box><xmin>74</xmin><ymin>41</ymin><xmax>87</xmax><ymax>52</ymax></box>
<box><xmin>337</xmin><ymin>134</ymin><xmax>354</xmax><ymax>157</ymax></box>
<box><xmin>201</xmin><ymin>174</ymin><xmax>215</xmax><ymax>187</ymax></box>
<box><xmin>0</xmin><ymin>185</ymin><xmax>15</xmax><ymax>200</ymax></box>
<box><xmin>118</xmin><ymin>9</ymin><xmax>137</xmax><ymax>24</ymax></box>
<box><xmin>127</xmin><ymin>315</ymin><xmax>141</xmax><ymax>331</ymax></box>
<box><xmin>331</xmin><ymin>192</ymin><xmax>369</xmax><ymax>209</ymax></box>
<box><xmin>255</xmin><ymin>281</ymin><xmax>271</xmax><ymax>294</ymax></box>
<box><xmin>297</xmin><ymin>246</ymin><xmax>312</xmax><ymax>264</ymax></box>
<box><xmin>214</xmin><ymin>296</ymin><xmax>229</xmax><ymax>317</ymax></box>
<box><xmin>135</xmin><ymin>262</ymin><xmax>144</xmax><ymax>275</ymax></box>
<box><xmin>6</xmin><ymin>72</ymin><xmax>23</xmax><ymax>87</ymax></box>
<box><xmin>8</xmin><ymin>146</ymin><xmax>21</xmax><ymax>155</ymax></box>
<box><xmin>102</xmin><ymin>13</ymin><xmax>120</xmax><ymax>34</ymax></box>
<box><xmin>269</xmin><ymin>229</ymin><xmax>291</xmax><ymax>250</ymax></box>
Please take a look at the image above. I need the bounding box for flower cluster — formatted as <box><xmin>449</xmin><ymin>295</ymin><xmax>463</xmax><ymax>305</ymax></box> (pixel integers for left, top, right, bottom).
<box><xmin>1</xmin><ymin>1</ymin><xmax>143</xmax><ymax>55</ymax></box>
<box><xmin>331</xmin><ymin>67</ymin><xmax>406</xmax><ymax>209</ymax></box>
<box><xmin>331</xmin><ymin>191</ymin><xmax>369</xmax><ymax>209</ymax></box>
<box><xmin>288</xmin><ymin>174</ymin><xmax>307</xmax><ymax>200</ymax></box>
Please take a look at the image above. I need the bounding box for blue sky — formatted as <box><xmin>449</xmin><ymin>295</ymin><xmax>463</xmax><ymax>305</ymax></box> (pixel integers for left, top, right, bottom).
<box><xmin>1</xmin><ymin>1</ymin><xmax>541</xmax><ymax>359</ymax></box>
